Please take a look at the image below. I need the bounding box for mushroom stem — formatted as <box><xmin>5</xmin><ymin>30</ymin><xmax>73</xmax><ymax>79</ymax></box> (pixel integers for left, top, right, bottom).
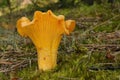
<box><xmin>37</xmin><ymin>48</ymin><xmax>57</xmax><ymax>71</ymax></box>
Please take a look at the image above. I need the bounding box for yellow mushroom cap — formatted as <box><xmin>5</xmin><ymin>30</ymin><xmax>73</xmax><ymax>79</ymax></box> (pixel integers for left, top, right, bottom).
<box><xmin>65</xmin><ymin>20</ymin><xmax>76</xmax><ymax>35</ymax></box>
<box><xmin>17</xmin><ymin>10</ymin><xmax>76</xmax><ymax>49</ymax></box>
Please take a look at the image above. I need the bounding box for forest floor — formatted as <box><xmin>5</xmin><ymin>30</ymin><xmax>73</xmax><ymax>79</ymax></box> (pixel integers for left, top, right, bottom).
<box><xmin>0</xmin><ymin>3</ymin><xmax>120</xmax><ymax>80</ymax></box>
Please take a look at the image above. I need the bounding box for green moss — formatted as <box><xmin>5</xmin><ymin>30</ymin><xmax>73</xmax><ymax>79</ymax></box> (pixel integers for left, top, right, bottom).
<box><xmin>0</xmin><ymin>1</ymin><xmax>120</xmax><ymax>80</ymax></box>
<box><xmin>0</xmin><ymin>53</ymin><xmax>119</xmax><ymax>80</ymax></box>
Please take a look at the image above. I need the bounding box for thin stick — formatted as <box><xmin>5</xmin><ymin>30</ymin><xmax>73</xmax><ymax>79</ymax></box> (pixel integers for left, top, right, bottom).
<box><xmin>80</xmin><ymin>15</ymin><xmax>120</xmax><ymax>37</ymax></box>
<box><xmin>11</xmin><ymin>60</ymin><xmax>26</xmax><ymax>69</ymax></box>
<box><xmin>0</xmin><ymin>61</ymin><xmax>12</xmax><ymax>64</ymax></box>
<box><xmin>80</xmin><ymin>44</ymin><xmax>120</xmax><ymax>47</ymax></box>
<box><xmin>58</xmin><ymin>76</ymin><xmax>79</xmax><ymax>80</ymax></box>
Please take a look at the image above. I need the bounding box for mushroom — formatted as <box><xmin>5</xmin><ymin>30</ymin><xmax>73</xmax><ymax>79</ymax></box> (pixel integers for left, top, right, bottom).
<box><xmin>16</xmin><ymin>10</ymin><xmax>75</xmax><ymax>71</ymax></box>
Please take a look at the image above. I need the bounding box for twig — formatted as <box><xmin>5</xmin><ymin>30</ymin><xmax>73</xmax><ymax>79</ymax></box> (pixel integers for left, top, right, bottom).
<box><xmin>80</xmin><ymin>15</ymin><xmax>120</xmax><ymax>37</ymax></box>
<box><xmin>11</xmin><ymin>60</ymin><xmax>26</xmax><ymax>69</ymax></box>
<box><xmin>58</xmin><ymin>76</ymin><xmax>79</xmax><ymax>80</ymax></box>
<box><xmin>80</xmin><ymin>44</ymin><xmax>120</xmax><ymax>47</ymax></box>
<box><xmin>3</xmin><ymin>51</ymin><xmax>23</xmax><ymax>54</ymax></box>
<box><xmin>0</xmin><ymin>69</ymin><xmax>11</xmax><ymax>73</ymax></box>
<box><xmin>97</xmin><ymin>63</ymin><xmax>118</xmax><ymax>65</ymax></box>
<box><xmin>0</xmin><ymin>61</ymin><xmax>12</xmax><ymax>65</ymax></box>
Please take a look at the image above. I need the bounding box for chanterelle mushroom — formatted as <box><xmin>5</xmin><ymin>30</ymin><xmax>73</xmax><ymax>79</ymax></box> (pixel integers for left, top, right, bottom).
<box><xmin>17</xmin><ymin>10</ymin><xmax>75</xmax><ymax>71</ymax></box>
